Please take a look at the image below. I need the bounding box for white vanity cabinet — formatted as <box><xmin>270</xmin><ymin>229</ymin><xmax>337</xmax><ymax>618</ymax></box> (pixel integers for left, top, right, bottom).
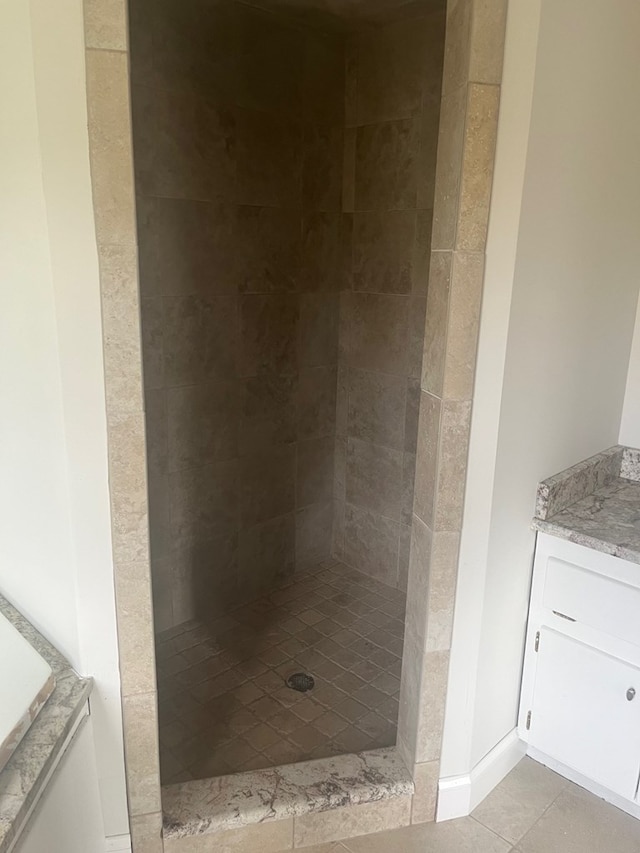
<box><xmin>519</xmin><ymin>533</ymin><xmax>640</xmax><ymax>818</ymax></box>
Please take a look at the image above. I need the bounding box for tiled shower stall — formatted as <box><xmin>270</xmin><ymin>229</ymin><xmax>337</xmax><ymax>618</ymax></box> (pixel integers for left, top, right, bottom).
<box><xmin>130</xmin><ymin>0</ymin><xmax>445</xmax><ymax>782</ymax></box>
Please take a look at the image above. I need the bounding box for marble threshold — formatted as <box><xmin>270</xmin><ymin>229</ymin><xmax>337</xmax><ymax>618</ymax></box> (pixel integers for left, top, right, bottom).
<box><xmin>162</xmin><ymin>746</ymin><xmax>413</xmax><ymax>840</ymax></box>
<box><xmin>0</xmin><ymin>594</ymin><xmax>92</xmax><ymax>853</ymax></box>
<box><xmin>533</xmin><ymin>444</ymin><xmax>640</xmax><ymax>563</ymax></box>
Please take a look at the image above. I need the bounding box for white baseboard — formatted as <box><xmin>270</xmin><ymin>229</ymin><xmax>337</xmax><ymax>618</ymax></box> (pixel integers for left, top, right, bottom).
<box><xmin>436</xmin><ymin>729</ymin><xmax>526</xmax><ymax>822</ymax></box>
<box><xmin>105</xmin><ymin>834</ymin><xmax>132</xmax><ymax>852</ymax></box>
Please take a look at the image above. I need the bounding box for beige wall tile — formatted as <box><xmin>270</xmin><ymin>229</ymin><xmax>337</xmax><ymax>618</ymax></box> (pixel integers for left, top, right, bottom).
<box><xmin>412</xmin><ymin>210</ymin><xmax>434</xmax><ymax>297</ymax></box>
<box><xmin>165</xmin><ymin>295</ymin><xmax>238</xmax><ymax>386</ymax></box>
<box><xmin>397</xmin><ymin>627</ymin><xmax>422</xmax><ymax>761</ymax></box>
<box><xmin>179</xmin><ymin>532</ymin><xmax>239</xmax><ymax>622</ymax></box>
<box><xmin>355</xmin><ymin>118</ymin><xmax>420</xmax><ymax>211</ymax></box>
<box><xmin>167</xmin><ymin>381</ymin><xmax>239</xmax><ymax>472</ymax></box>
<box><xmin>397</xmin><ymin>522</ymin><xmax>412</xmax><ymax>592</ymax></box>
<box><xmin>147</xmin><ymin>468</ymin><xmax>169</xmax><ymax>561</ymax></box>
<box><xmin>352</xmin><ymin>211</ymin><xmax>416</xmax><ymax>295</ymax></box>
<box><xmin>150</xmin><ymin>555</ymin><xmax>173</xmax><ymax>631</ymax></box>
<box><xmin>140</xmin><ymin>297</ymin><xmax>164</xmax><ymax>391</ymax></box>
<box><xmin>237</xmin><ymin>111</ymin><xmax>302</xmax><ymax>207</ymax></box>
<box><xmin>303</xmin><ymin>125</ymin><xmax>344</xmax><ymax>213</ymax></box>
<box><xmin>300</xmin><ymin>213</ymin><xmax>352</xmax><ymax>293</ymax></box>
<box><xmin>343</xmin><ymin>504</ymin><xmax>400</xmax><ymax>586</ymax></box>
<box><xmin>433</xmin><ymin>399</ymin><xmax>472</xmax><ymax>532</ymax></box>
<box><xmin>84</xmin><ymin>0</ymin><xmax>127</xmax><ymax>51</ymax></box>
<box><xmin>441</xmin><ymin>0</ymin><xmax>472</xmax><ymax>97</ymax></box>
<box><xmin>342</xmin><ymin>128</ymin><xmax>356</xmax><ymax>212</ymax></box>
<box><xmin>353</xmin><ymin>18</ymin><xmax>429</xmax><ymax>124</ymax></box>
<box><xmin>301</xmin><ymin>31</ymin><xmax>344</xmax><ymax>125</ymax></box>
<box><xmin>122</xmin><ymin>691</ymin><xmax>161</xmax><ymax>815</ymax></box>
<box><xmin>469</xmin><ymin>0</ymin><xmax>508</xmax><ymax>85</ymax></box>
<box><xmin>297</xmin><ymin>367</ymin><xmax>338</xmax><ymax>440</ymax></box>
<box><xmin>240</xmin><ymin>445</ymin><xmax>295</xmax><ymax>527</ymax></box>
<box><xmin>239</xmin><ymin>514</ymin><xmax>295</xmax><ymax>599</ymax></box>
<box><xmin>411</xmin><ymin>760</ymin><xmax>440</xmax><ymax>824</ymax></box>
<box><xmin>130</xmin><ymin>811</ymin><xmax>163</xmax><ymax>853</ymax></box>
<box><xmin>347</xmin><ymin>368</ymin><xmax>406</xmax><ymax>451</ymax></box>
<box><xmin>235</xmin><ymin>206</ymin><xmax>301</xmax><ymax>294</ymax></box>
<box><xmin>108</xmin><ymin>409</ymin><xmax>150</xmax><ymax>559</ymax></box>
<box><xmin>431</xmin><ymin>85</ymin><xmax>467</xmax><ymax>251</ymax></box>
<box><xmin>348</xmin><ymin>293</ymin><xmax>410</xmax><ymax>376</ymax></box>
<box><xmin>297</xmin><ymin>437</ymin><xmax>335</xmax><ymax>507</ymax></box>
<box><xmin>299</xmin><ymin>294</ymin><xmax>339</xmax><ymax>368</ymax></box>
<box><xmin>404</xmin><ymin>378</ymin><xmax>421</xmax><ymax>453</ymax></box>
<box><xmin>332</xmin><ymin>498</ymin><xmax>346</xmax><ymax>559</ymax></box>
<box><xmin>240</xmin><ymin>375</ymin><xmax>297</xmax><ymax>453</ymax></box>
<box><xmin>402</xmin><ymin>451</ymin><xmax>417</xmax><ymax>525</ymax></box>
<box><xmin>144</xmin><ymin>388</ymin><xmax>167</xmax><ymax>478</ymax></box>
<box><xmin>416</xmin><ymin>649</ymin><xmax>451</xmax><ymax>762</ymax></box>
<box><xmin>169</xmin><ymin>458</ymin><xmax>239</xmax><ymax>549</ymax></box>
<box><xmin>296</xmin><ymin>502</ymin><xmax>333</xmax><ymax>568</ymax></box>
<box><xmin>114</xmin><ymin>560</ymin><xmax>156</xmax><ymax>696</ymax></box>
<box><xmin>293</xmin><ymin>795</ymin><xmax>411</xmax><ymax>847</ymax></box>
<box><xmin>405</xmin><ymin>516</ymin><xmax>433</xmax><ymax>645</ymax></box>
<box><xmin>408</xmin><ymin>296</ymin><xmax>427</xmax><ymax>381</ymax></box>
<box><xmin>442</xmin><ymin>252</ymin><xmax>484</xmax><ymax>399</ymax></box>
<box><xmin>99</xmin><ymin>243</ymin><xmax>144</xmax><ymax>413</ymax></box>
<box><xmin>456</xmin><ymin>83</ymin><xmax>500</xmax><ymax>252</ymax></box>
<box><xmin>346</xmin><ymin>438</ymin><xmax>404</xmax><ymax>521</ymax></box>
<box><xmin>417</xmin><ymin>102</ymin><xmax>443</xmax><ymax>211</ymax></box>
<box><xmin>85</xmin><ymin>49</ymin><xmax>136</xmax><ymax>245</ymax></box>
<box><xmin>334</xmin><ymin>437</ymin><xmax>347</xmax><ymax>503</ymax></box>
<box><xmin>425</xmin><ymin>531</ymin><xmax>460</xmax><ymax>652</ymax></box>
<box><xmin>240</xmin><ymin>294</ymin><xmax>297</xmax><ymax>378</ymax></box>
<box><xmin>164</xmin><ymin>818</ymin><xmax>294</xmax><ymax>852</ymax></box>
<box><xmin>413</xmin><ymin>392</ymin><xmax>441</xmax><ymax>527</ymax></box>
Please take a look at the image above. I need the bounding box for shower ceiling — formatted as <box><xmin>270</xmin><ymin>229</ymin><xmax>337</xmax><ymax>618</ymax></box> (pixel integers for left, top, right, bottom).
<box><xmin>238</xmin><ymin>0</ymin><xmax>444</xmax><ymax>31</ymax></box>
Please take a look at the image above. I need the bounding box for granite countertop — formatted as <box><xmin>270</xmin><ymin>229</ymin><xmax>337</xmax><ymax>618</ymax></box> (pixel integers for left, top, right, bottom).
<box><xmin>533</xmin><ymin>445</ymin><xmax>640</xmax><ymax>563</ymax></box>
<box><xmin>0</xmin><ymin>595</ymin><xmax>92</xmax><ymax>853</ymax></box>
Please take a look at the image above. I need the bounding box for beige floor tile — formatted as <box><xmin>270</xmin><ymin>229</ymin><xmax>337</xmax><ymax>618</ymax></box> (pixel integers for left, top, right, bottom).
<box><xmin>342</xmin><ymin>817</ymin><xmax>510</xmax><ymax>853</ymax></box>
<box><xmin>518</xmin><ymin>783</ymin><xmax>640</xmax><ymax>853</ymax></box>
<box><xmin>472</xmin><ymin>756</ymin><xmax>568</xmax><ymax>844</ymax></box>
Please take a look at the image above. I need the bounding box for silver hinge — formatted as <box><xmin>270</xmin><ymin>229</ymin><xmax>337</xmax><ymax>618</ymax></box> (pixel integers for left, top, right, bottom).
<box><xmin>552</xmin><ymin>610</ymin><xmax>576</xmax><ymax>623</ymax></box>
<box><xmin>534</xmin><ymin>631</ymin><xmax>540</xmax><ymax>652</ymax></box>
<box><xmin>526</xmin><ymin>710</ymin><xmax>532</xmax><ymax>730</ymax></box>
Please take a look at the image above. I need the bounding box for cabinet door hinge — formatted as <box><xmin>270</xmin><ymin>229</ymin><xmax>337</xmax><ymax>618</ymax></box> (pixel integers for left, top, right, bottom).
<box><xmin>526</xmin><ymin>710</ymin><xmax>532</xmax><ymax>730</ymax></box>
<box><xmin>534</xmin><ymin>631</ymin><xmax>540</xmax><ymax>652</ymax></box>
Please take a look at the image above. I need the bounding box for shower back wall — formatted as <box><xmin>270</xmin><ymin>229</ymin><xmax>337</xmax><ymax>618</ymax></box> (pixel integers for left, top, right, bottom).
<box><xmin>131</xmin><ymin>0</ymin><xmax>348</xmax><ymax>632</ymax></box>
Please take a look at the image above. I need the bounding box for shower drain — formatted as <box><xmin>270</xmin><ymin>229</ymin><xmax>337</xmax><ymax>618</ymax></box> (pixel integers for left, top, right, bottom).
<box><xmin>285</xmin><ymin>672</ymin><xmax>315</xmax><ymax>692</ymax></box>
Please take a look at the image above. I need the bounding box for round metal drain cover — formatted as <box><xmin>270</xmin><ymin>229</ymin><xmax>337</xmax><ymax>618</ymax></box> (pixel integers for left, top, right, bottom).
<box><xmin>285</xmin><ymin>672</ymin><xmax>315</xmax><ymax>692</ymax></box>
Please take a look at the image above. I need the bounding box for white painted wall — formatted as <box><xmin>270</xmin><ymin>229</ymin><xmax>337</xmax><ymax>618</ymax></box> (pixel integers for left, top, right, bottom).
<box><xmin>0</xmin><ymin>0</ymin><xmax>129</xmax><ymax>841</ymax></box>
<box><xmin>442</xmin><ymin>0</ymin><xmax>640</xmax><ymax>783</ymax></box>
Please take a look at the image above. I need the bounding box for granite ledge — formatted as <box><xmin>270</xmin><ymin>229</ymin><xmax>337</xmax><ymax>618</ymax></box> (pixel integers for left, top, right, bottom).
<box><xmin>0</xmin><ymin>595</ymin><xmax>92</xmax><ymax>853</ymax></box>
<box><xmin>533</xmin><ymin>445</ymin><xmax>640</xmax><ymax>565</ymax></box>
<box><xmin>162</xmin><ymin>747</ymin><xmax>413</xmax><ymax>839</ymax></box>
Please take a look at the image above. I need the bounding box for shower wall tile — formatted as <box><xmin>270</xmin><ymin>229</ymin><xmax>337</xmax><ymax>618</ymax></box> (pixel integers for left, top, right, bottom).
<box><xmin>301</xmin><ymin>31</ymin><xmax>345</xmax><ymax>125</ymax></box>
<box><xmin>351</xmin><ymin>18</ymin><xmax>430</xmax><ymax>125</ymax></box>
<box><xmin>442</xmin><ymin>0</ymin><xmax>472</xmax><ymax>97</ymax></box>
<box><xmin>144</xmin><ymin>388</ymin><xmax>168</xmax><ymax>477</ymax></box>
<box><xmin>346</xmin><ymin>438</ymin><xmax>404</xmax><ymax>522</ymax></box>
<box><xmin>175</xmin><ymin>532</ymin><xmax>239</xmax><ymax>622</ymax></box>
<box><xmin>147</xmin><ymin>472</ymin><xmax>169</xmax><ymax>560</ymax></box>
<box><xmin>298</xmin><ymin>293</ymin><xmax>339</xmax><ymax>368</ymax></box>
<box><xmin>354</xmin><ymin>118</ymin><xmax>420</xmax><ymax>211</ymax></box>
<box><xmin>114</xmin><ymin>559</ymin><xmax>156</xmax><ymax>697</ymax></box>
<box><xmin>412</xmin><ymin>210</ymin><xmax>435</xmax><ymax>297</ymax></box>
<box><xmin>235</xmin><ymin>206</ymin><xmax>300</xmax><ymax>294</ymax></box>
<box><xmin>240</xmin><ymin>445</ymin><xmax>296</xmax><ymax>527</ymax></box>
<box><xmin>140</xmin><ymin>297</ymin><xmax>164</xmax><ymax>391</ymax></box>
<box><xmin>404</xmin><ymin>379</ymin><xmax>421</xmax><ymax>453</ymax></box>
<box><xmin>411</xmin><ymin>760</ymin><xmax>439</xmax><ymax>824</ymax></box>
<box><xmin>240</xmin><ymin>374</ymin><xmax>297</xmax><ymax>453</ymax></box>
<box><xmin>343</xmin><ymin>504</ymin><xmax>400</xmax><ymax>589</ymax></box>
<box><xmin>164</xmin><ymin>295</ymin><xmax>238</xmax><ymax>387</ymax></box>
<box><xmin>433</xmin><ymin>399</ymin><xmax>472</xmax><ymax>532</ymax></box>
<box><xmin>469</xmin><ymin>0</ymin><xmax>508</xmax><ymax>85</ymax></box>
<box><xmin>303</xmin><ymin>125</ymin><xmax>344</xmax><ymax>212</ymax></box>
<box><xmin>408</xmin><ymin>296</ymin><xmax>427</xmax><ymax>380</ymax></box>
<box><xmin>442</xmin><ymin>252</ymin><xmax>484</xmax><ymax>400</ymax></box>
<box><xmin>297</xmin><ymin>436</ymin><xmax>335</xmax><ymax>507</ymax></box>
<box><xmin>84</xmin><ymin>0</ymin><xmax>127</xmax><ymax>51</ymax></box>
<box><xmin>239</xmin><ymin>513</ymin><xmax>295</xmax><ymax>600</ymax></box>
<box><xmin>348</xmin><ymin>293</ymin><xmax>410</xmax><ymax>376</ymax></box>
<box><xmin>352</xmin><ymin>211</ymin><xmax>416</xmax><ymax>295</ymax></box>
<box><xmin>431</xmin><ymin>84</ymin><xmax>467</xmax><ymax>251</ymax></box>
<box><xmin>236</xmin><ymin>110</ymin><xmax>302</xmax><ymax>207</ymax></box>
<box><xmin>137</xmin><ymin>197</ymin><xmax>237</xmax><ymax>297</ymax></box>
<box><xmin>169</xmin><ymin>458</ymin><xmax>239</xmax><ymax>550</ymax></box>
<box><xmin>417</xmin><ymin>103</ymin><xmax>442</xmax><ymax>211</ymax></box>
<box><xmin>150</xmin><ymin>556</ymin><xmax>173</xmax><ymax>633</ymax></box>
<box><xmin>347</xmin><ymin>368</ymin><xmax>406</xmax><ymax>451</ymax></box>
<box><xmin>300</xmin><ymin>213</ymin><xmax>352</xmax><ymax>293</ymax></box>
<box><xmin>402</xmin><ymin>451</ymin><xmax>417</xmax><ymax>525</ymax></box>
<box><xmin>422</xmin><ymin>251</ymin><xmax>452</xmax><ymax>397</ymax></box>
<box><xmin>413</xmin><ymin>391</ymin><xmax>440</xmax><ymax>528</ymax></box>
<box><xmin>297</xmin><ymin>367</ymin><xmax>338</xmax><ymax>440</ymax></box>
<box><xmin>121</xmin><ymin>691</ymin><xmax>162</xmax><ymax>816</ymax></box>
<box><xmin>415</xmin><ymin>649</ymin><xmax>450</xmax><ymax>763</ymax></box>
<box><xmin>295</xmin><ymin>501</ymin><xmax>333</xmax><ymax>568</ymax></box>
<box><xmin>240</xmin><ymin>294</ymin><xmax>298</xmax><ymax>377</ymax></box>
<box><xmin>167</xmin><ymin>381</ymin><xmax>239</xmax><ymax>472</ymax></box>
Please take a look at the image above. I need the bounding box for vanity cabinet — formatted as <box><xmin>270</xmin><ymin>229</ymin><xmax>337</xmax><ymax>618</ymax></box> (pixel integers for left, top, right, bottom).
<box><xmin>519</xmin><ymin>533</ymin><xmax>640</xmax><ymax>817</ymax></box>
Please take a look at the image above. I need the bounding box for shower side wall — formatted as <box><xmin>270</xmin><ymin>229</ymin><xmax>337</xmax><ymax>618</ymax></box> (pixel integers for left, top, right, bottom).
<box><xmin>129</xmin><ymin>0</ymin><xmax>346</xmax><ymax>632</ymax></box>
<box><xmin>333</xmin><ymin>10</ymin><xmax>445</xmax><ymax>590</ymax></box>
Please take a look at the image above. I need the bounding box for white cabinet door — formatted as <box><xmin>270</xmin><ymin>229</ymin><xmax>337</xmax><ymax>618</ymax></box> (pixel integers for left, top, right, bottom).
<box><xmin>529</xmin><ymin>628</ymin><xmax>640</xmax><ymax>800</ymax></box>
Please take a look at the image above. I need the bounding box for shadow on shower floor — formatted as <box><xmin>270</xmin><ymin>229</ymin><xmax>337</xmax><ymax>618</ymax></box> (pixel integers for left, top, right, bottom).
<box><xmin>155</xmin><ymin>560</ymin><xmax>406</xmax><ymax>783</ymax></box>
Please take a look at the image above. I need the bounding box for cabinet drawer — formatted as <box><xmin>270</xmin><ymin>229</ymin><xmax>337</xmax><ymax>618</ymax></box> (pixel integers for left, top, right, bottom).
<box><xmin>543</xmin><ymin>556</ymin><xmax>640</xmax><ymax>647</ymax></box>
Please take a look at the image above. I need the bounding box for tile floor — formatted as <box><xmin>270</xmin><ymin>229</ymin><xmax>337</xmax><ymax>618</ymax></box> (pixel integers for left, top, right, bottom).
<box><xmin>282</xmin><ymin>757</ymin><xmax>640</xmax><ymax>853</ymax></box>
<box><xmin>155</xmin><ymin>560</ymin><xmax>406</xmax><ymax>783</ymax></box>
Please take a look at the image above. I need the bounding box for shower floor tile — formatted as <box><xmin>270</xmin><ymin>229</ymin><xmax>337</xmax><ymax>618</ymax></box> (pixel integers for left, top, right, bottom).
<box><xmin>155</xmin><ymin>560</ymin><xmax>406</xmax><ymax>783</ymax></box>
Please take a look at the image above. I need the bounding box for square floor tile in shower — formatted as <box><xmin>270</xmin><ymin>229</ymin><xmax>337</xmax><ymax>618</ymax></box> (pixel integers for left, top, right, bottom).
<box><xmin>155</xmin><ymin>560</ymin><xmax>406</xmax><ymax>782</ymax></box>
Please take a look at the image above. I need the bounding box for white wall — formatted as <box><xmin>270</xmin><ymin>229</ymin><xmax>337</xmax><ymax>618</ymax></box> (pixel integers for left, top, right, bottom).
<box><xmin>0</xmin><ymin>0</ymin><xmax>129</xmax><ymax>840</ymax></box>
<box><xmin>442</xmin><ymin>0</ymin><xmax>640</xmax><ymax>782</ymax></box>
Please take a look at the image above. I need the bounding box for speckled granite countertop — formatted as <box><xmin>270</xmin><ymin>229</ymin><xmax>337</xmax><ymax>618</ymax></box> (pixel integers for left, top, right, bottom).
<box><xmin>533</xmin><ymin>445</ymin><xmax>640</xmax><ymax>562</ymax></box>
<box><xmin>0</xmin><ymin>595</ymin><xmax>92</xmax><ymax>853</ymax></box>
